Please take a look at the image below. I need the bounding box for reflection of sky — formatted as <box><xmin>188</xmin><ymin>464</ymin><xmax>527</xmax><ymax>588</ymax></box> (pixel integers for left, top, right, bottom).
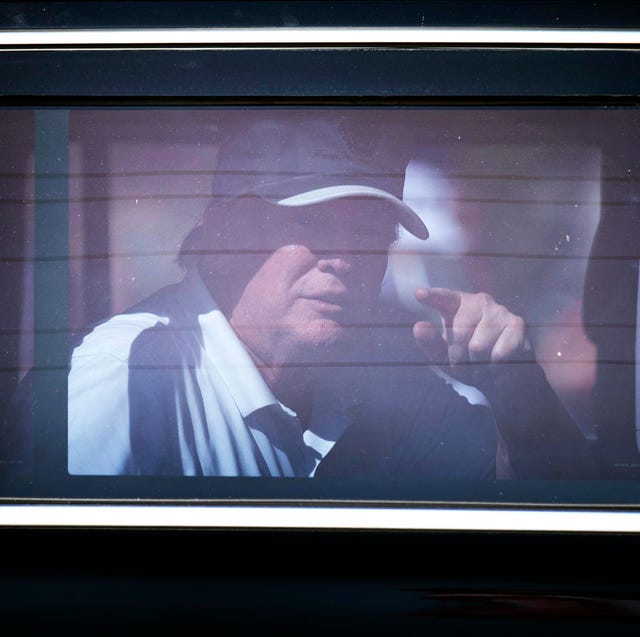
<box><xmin>383</xmin><ymin>144</ymin><xmax>602</xmax><ymax>319</ymax></box>
<box><xmin>381</xmin><ymin>159</ymin><xmax>468</xmax><ymax>313</ymax></box>
<box><xmin>401</xmin><ymin>159</ymin><xmax>469</xmax><ymax>254</ymax></box>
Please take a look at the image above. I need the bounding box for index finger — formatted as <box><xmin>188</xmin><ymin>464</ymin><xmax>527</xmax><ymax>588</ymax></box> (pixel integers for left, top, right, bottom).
<box><xmin>415</xmin><ymin>287</ymin><xmax>462</xmax><ymax>322</ymax></box>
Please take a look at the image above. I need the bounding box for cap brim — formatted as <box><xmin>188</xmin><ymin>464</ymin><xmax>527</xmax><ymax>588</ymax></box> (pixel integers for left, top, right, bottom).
<box><xmin>277</xmin><ymin>185</ymin><xmax>429</xmax><ymax>240</ymax></box>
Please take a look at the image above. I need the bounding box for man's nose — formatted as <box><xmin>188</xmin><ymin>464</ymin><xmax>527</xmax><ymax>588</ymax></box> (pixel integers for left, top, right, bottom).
<box><xmin>316</xmin><ymin>255</ymin><xmax>353</xmax><ymax>276</ymax></box>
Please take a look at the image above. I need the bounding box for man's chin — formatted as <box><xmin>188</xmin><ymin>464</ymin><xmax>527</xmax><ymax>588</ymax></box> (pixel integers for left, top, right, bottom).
<box><xmin>291</xmin><ymin>319</ymin><xmax>368</xmax><ymax>365</ymax></box>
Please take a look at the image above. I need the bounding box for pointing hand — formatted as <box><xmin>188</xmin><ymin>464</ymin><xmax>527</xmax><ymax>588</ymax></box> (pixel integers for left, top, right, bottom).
<box><xmin>413</xmin><ymin>287</ymin><xmax>532</xmax><ymax>378</ymax></box>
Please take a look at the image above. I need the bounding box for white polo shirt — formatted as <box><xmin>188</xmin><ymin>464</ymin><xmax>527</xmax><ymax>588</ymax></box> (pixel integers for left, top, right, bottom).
<box><xmin>68</xmin><ymin>269</ymin><xmax>350</xmax><ymax>476</ymax></box>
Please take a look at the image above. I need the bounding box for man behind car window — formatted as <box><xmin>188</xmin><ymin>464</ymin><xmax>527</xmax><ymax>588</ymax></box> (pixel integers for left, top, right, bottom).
<box><xmin>65</xmin><ymin>110</ymin><xmax>597</xmax><ymax>481</ymax></box>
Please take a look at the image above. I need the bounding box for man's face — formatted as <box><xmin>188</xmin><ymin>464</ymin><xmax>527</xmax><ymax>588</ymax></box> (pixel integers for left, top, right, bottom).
<box><xmin>206</xmin><ymin>197</ymin><xmax>398</xmax><ymax>367</ymax></box>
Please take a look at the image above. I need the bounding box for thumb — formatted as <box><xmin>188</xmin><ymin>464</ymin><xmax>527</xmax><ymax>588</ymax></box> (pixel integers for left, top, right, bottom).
<box><xmin>412</xmin><ymin>320</ymin><xmax>448</xmax><ymax>365</ymax></box>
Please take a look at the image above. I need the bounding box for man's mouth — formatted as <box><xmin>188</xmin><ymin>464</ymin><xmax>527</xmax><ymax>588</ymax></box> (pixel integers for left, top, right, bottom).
<box><xmin>305</xmin><ymin>285</ymin><xmax>351</xmax><ymax>299</ymax></box>
<box><xmin>300</xmin><ymin>291</ymin><xmax>351</xmax><ymax>312</ymax></box>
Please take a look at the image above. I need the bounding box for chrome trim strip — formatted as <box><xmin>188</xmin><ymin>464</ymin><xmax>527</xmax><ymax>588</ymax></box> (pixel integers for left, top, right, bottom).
<box><xmin>1</xmin><ymin>505</ymin><xmax>640</xmax><ymax>532</ymax></box>
<box><xmin>0</xmin><ymin>27</ymin><xmax>639</xmax><ymax>47</ymax></box>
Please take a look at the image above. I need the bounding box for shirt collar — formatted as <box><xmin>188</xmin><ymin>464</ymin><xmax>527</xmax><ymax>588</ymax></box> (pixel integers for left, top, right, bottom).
<box><xmin>180</xmin><ymin>267</ymin><xmax>280</xmax><ymax>418</ymax></box>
